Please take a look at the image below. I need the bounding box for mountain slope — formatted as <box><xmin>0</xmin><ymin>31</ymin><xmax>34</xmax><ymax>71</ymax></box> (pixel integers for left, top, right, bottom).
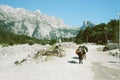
<box><xmin>0</xmin><ymin>5</ymin><xmax>79</xmax><ymax>39</ymax></box>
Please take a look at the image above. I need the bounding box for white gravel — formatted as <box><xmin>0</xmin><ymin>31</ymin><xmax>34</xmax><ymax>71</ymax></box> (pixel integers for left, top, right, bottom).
<box><xmin>0</xmin><ymin>43</ymin><xmax>120</xmax><ymax>80</ymax></box>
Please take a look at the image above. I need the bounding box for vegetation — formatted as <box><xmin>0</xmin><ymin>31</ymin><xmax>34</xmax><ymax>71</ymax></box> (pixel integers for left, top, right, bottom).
<box><xmin>61</xmin><ymin>37</ymin><xmax>75</xmax><ymax>42</ymax></box>
<box><xmin>0</xmin><ymin>19</ymin><xmax>75</xmax><ymax>46</ymax></box>
<box><xmin>0</xmin><ymin>29</ymin><xmax>59</xmax><ymax>46</ymax></box>
<box><xmin>75</xmin><ymin>19</ymin><xmax>119</xmax><ymax>44</ymax></box>
<box><xmin>0</xmin><ymin>27</ymin><xmax>76</xmax><ymax>46</ymax></box>
<box><xmin>1</xmin><ymin>19</ymin><xmax>118</xmax><ymax>46</ymax></box>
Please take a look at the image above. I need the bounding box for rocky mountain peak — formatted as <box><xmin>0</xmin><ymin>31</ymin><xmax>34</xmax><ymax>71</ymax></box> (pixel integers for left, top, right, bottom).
<box><xmin>0</xmin><ymin>4</ymin><xmax>79</xmax><ymax>39</ymax></box>
<box><xmin>81</xmin><ymin>20</ymin><xmax>95</xmax><ymax>30</ymax></box>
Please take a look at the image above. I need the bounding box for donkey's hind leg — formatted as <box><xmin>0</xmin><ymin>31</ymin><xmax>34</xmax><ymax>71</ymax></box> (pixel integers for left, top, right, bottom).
<box><xmin>78</xmin><ymin>55</ymin><xmax>83</xmax><ymax>64</ymax></box>
<box><xmin>79</xmin><ymin>59</ymin><xmax>83</xmax><ymax>64</ymax></box>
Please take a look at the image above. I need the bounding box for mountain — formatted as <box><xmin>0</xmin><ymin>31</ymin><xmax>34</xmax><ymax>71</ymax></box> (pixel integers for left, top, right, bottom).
<box><xmin>0</xmin><ymin>5</ymin><xmax>79</xmax><ymax>39</ymax></box>
<box><xmin>80</xmin><ymin>20</ymin><xmax>95</xmax><ymax>30</ymax></box>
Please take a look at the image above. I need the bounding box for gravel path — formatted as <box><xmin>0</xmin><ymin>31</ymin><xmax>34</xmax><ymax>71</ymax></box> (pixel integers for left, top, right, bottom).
<box><xmin>0</xmin><ymin>43</ymin><xmax>120</xmax><ymax>80</ymax></box>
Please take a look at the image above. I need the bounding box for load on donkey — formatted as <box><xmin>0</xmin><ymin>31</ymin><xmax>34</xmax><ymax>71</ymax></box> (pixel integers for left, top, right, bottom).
<box><xmin>75</xmin><ymin>45</ymin><xmax>88</xmax><ymax>64</ymax></box>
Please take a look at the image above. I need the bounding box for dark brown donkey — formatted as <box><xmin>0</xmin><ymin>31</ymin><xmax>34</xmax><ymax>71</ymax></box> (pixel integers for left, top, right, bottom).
<box><xmin>75</xmin><ymin>46</ymin><xmax>88</xmax><ymax>64</ymax></box>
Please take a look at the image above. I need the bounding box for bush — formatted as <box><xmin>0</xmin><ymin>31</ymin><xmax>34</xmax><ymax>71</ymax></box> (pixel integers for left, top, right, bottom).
<box><xmin>49</xmin><ymin>39</ymin><xmax>57</xmax><ymax>45</ymax></box>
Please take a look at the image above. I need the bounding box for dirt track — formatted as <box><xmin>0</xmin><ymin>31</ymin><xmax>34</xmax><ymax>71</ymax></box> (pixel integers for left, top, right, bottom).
<box><xmin>0</xmin><ymin>43</ymin><xmax>120</xmax><ymax>80</ymax></box>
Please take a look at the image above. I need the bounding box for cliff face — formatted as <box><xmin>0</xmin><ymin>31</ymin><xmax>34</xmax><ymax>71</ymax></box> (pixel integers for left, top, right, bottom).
<box><xmin>0</xmin><ymin>5</ymin><xmax>79</xmax><ymax>39</ymax></box>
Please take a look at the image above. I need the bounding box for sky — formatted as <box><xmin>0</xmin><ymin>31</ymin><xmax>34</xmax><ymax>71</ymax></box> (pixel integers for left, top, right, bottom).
<box><xmin>0</xmin><ymin>0</ymin><xmax>120</xmax><ymax>26</ymax></box>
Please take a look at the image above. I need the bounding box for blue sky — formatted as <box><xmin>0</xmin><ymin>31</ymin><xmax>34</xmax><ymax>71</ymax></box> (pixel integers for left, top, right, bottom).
<box><xmin>0</xmin><ymin>0</ymin><xmax>120</xmax><ymax>26</ymax></box>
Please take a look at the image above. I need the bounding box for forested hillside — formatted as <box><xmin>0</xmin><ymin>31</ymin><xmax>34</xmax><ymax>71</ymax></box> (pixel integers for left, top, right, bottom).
<box><xmin>0</xmin><ymin>29</ymin><xmax>58</xmax><ymax>46</ymax></box>
<box><xmin>75</xmin><ymin>19</ymin><xmax>119</xmax><ymax>44</ymax></box>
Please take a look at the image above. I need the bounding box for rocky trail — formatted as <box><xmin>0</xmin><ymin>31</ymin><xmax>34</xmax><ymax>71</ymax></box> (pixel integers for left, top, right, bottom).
<box><xmin>0</xmin><ymin>43</ymin><xmax>120</xmax><ymax>80</ymax></box>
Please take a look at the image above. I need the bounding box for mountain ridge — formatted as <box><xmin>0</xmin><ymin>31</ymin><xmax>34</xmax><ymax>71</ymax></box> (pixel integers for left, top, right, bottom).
<box><xmin>0</xmin><ymin>4</ymin><xmax>79</xmax><ymax>39</ymax></box>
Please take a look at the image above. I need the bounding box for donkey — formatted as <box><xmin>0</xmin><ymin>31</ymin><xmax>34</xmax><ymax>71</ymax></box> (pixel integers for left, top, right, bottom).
<box><xmin>75</xmin><ymin>45</ymin><xmax>88</xmax><ymax>64</ymax></box>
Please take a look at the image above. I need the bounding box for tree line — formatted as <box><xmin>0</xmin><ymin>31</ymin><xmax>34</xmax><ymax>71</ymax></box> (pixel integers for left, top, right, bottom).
<box><xmin>75</xmin><ymin>19</ymin><xmax>119</xmax><ymax>44</ymax></box>
<box><xmin>0</xmin><ymin>29</ymin><xmax>59</xmax><ymax>46</ymax></box>
<box><xmin>0</xmin><ymin>19</ymin><xmax>119</xmax><ymax>46</ymax></box>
